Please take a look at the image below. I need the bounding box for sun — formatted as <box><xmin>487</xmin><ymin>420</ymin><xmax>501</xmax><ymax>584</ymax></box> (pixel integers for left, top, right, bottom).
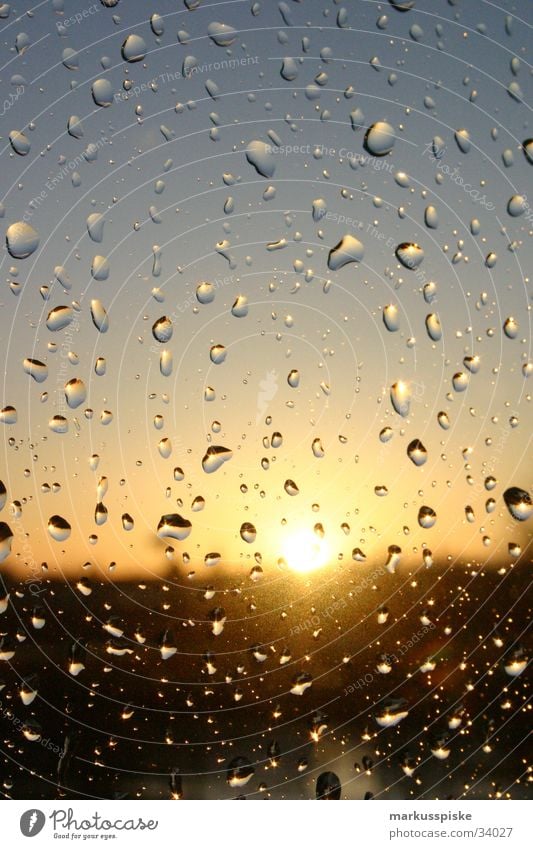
<box><xmin>281</xmin><ymin>528</ymin><xmax>332</xmax><ymax>574</ymax></box>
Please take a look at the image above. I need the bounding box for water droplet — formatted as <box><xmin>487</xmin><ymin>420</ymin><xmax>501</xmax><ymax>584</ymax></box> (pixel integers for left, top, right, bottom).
<box><xmin>207</xmin><ymin>21</ymin><xmax>237</xmax><ymax>46</ymax></box>
<box><xmin>312</xmin><ymin>438</ymin><xmax>325</xmax><ymax>458</ymax></box>
<box><xmin>281</xmin><ymin>57</ymin><xmax>298</xmax><ymax>81</ymax></box>
<box><xmin>157</xmin><ymin>514</ymin><xmax>192</xmax><ymax>541</ymax></box>
<box><xmin>196</xmin><ymin>282</ymin><xmax>215</xmax><ymax>304</ymax></box>
<box><xmin>452</xmin><ymin>372</ymin><xmax>468</xmax><ymax>392</ymax></box>
<box><xmin>0</xmin><ymin>523</ymin><xmax>13</xmax><ymax>562</ymax></box>
<box><xmin>463</xmin><ymin>355</ymin><xmax>480</xmax><ymax>374</ymax></box>
<box><xmin>91</xmin><ymin>78</ymin><xmax>114</xmax><ymax>107</ymax></box>
<box><xmin>246</xmin><ymin>140</ymin><xmax>276</xmax><ymax>178</ymax></box>
<box><xmin>375</xmin><ymin>700</ymin><xmax>409</xmax><ymax>727</ymax></box>
<box><xmin>90</xmin><ymin>299</ymin><xmax>109</xmax><ymax>333</ymax></box>
<box><xmin>290</xmin><ymin>672</ymin><xmax>313</xmax><ymax>695</ymax></box>
<box><xmin>210</xmin><ymin>344</ymin><xmax>226</xmax><ymax>364</ymax></box>
<box><xmin>316</xmin><ymin>771</ymin><xmax>341</xmax><ymax>800</ymax></box>
<box><xmin>202</xmin><ymin>445</ymin><xmax>233</xmax><ymax>473</ymax></box>
<box><xmin>227</xmin><ymin>757</ymin><xmax>254</xmax><ymax>787</ymax></box>
<box><xmin>407</xmin><ymin>439</ymin><xmax>427</xmax><ymax>466</ymax></box>
<box><xmin>327</xmin><ymin>234</ymin><xmax>365</xmax><ymax>270</ymax></box>
<box><xmin>312</xmin><ymin>199</ymin><xmax>327</xmax><ymax>222</ymax></box>
<box><xmin>284</xmin><ymin>479</ymin><xmax>299</xmax><ymax>496</ymax></box>
<box><xmin>389</xmin><ymin>0</ymin><xmax>415</xmax><ymax>9</ymax></box>
<box><xmin>385</xmin><ymin>545</ymin><xmax>401</xmax><ymax>573</ymax></box>
<box><xmin>152</xmin><ymin>316</ymin><xmax>173</xmax><ymax>343</ymax></box>
<box><xmin>454</xmin><ymin>128</ymin><xmax>471</xmax><ymax>153</ymax></box>
<box><xmin>64</xmin><ymin>378</ymin><xmax>87</xmax><ymax>409</ymax></box>
<box><xmin>23</xmin><ymin>359</ymin><xmax>48</xmax><ymax>383</ymax></box>
<box><xmin>46</xmin><ymin>306</ymin><xmax>73</xmax><ymax>332</ymax></box>
<box><xmin>507</xmin><ymin>195</ymin><xmax>526</xmax><ymax>217</ymax></box>
<box><xmin>383</xmin><ymin>304</ymin><xmax>400</xmax><ymax>332</ymax></box>
<box><xmin>390</xmin><ymin>381</ymin><xmax>411</xmax><ymax>417</ymax></box>
<box><xmin>91</xmin><ymin>255</ymin><xmax>109</xmax><ymax>280</ymax></box>
<box><xmin>503</xmin><ymin>487</ymin><xmax>532</xmax><ymax>522</ymax></box>
<box><xmin>522</xmin><ymin>139</ymin><xmax>533</xmax><ymax>164</ymax></box>
<box><xmin>9</xmin><ymin>130</ymin><xmax>30</xmax><ymax>155</ymax></box>
<box><xmin>121</xmin><ymin>34</ymin><xmax>146</xmax><ymax>62</ymax></box>
<box><xmin>231</xmin><ymin>295</ymin><xmax>248</xmax><ymax>317</ymax></box>
<box><xmin>287</xmin><ymin>369</ymin><xmax>300</xmax><ymax>388</ymax></box>
<box><xmin>0</xmin><ymin>407</ymin><xmax>17</xmax><ymax>425</ymax></box>
<box><xmin>418</xmin><ymin>505</ymin><xmax>437</xmax><ymax>528</ymax></box>
<box><xmin>47</xmin><ymin>515</ymin><xmax>71</xmax><ymax>542</ymax></box>
<box><xmin>49</xmin><ymin>415</ymin><xmax>68</xmax><ymax>434</ymax></box>
<box><xmin>396</xmin><ymin>242</ymin><xmax>424</xmax><ymax>269</ymax></box>
<box><xmin>158</xmin><ymin>437</ymin><xmax>172</xmax><ymax>459</ymax></box>
<box><xmin>364</xmin><ymin>121</ymin><xmax>395</xmax><ymax>156</ymax></box>
<box><xmin>425</xmin><ymin>313</ymin><xmax>442</xmax><ymax>341</ymax></box>
<box><xmin>503</xmin><ymin>317</ymin><xmax>518</xmax><ymax>339</ymax></box>
<box><xmin>87</xmin><ymin>213</ymin><xmax>105</xmax><ymax>243</ymax></box>
<box><xmin>424</xmin><ymin>205</ymin><xmax>439</xmax><ymax>229</ymax></box>
<box><xmin>240</xmin><ymin>522</ymin><xmax>257</xmax><ymax>544</ymax></box>
<box><xmin>6</xmin><ymin>221</ymin><xmax>39</xmax><ymax>258</ymax></box>
<box><xmin>150</xmin><ymin>13</ymin><xmax>164</xmax><ymax>36</ymax></box>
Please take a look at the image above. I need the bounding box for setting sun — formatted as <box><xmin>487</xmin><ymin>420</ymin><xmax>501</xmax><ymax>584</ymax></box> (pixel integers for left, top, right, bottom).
<box><xmin>280</xmin><ymin>528</ymin><xmax>332</xmax><ymax>574</ymax></box>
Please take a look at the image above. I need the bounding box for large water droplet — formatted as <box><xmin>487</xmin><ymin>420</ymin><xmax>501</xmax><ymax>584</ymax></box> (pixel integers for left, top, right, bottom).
<box><xmin>196</xmin><ymin>282</ymin><xmax>215</xmax><ymax>304</ymax></box>
<box><xmin>87</xmin><ymin>213</ymin><xmax>105</xmax><ymax>243</ymax></box>
<box><xmin>46</xmin><ymin>306</ymin><xmax>73</xmax><ymax>332</ymax></box>
<box><xmin>227</xmin><ymin>757</ymin><xmax>254</xmax><ymax>787</ymax></box>
<box><xmin>364</xmin><ymin>121</ymin><xmax>395</xmax><ymax>156</ymax></box>
<box><xmin>407</xmin><ymin>439</ymin><xmax>427</xmax><ymax>466</ymax></box>
<box><xmin>425</xmin><ymin>313</ymin><xmax>442</xmax><ymax>341</ymax></box>
<box><xmin>23</xmin><ymin>359</ymin><xmax>48</xmax><ymax>383</ymax></box>
<box><xmin>121</xmin><ymin>34</ymin><xmax>146</xmax><ymax>62</ymax></box>
<box><xmin>287</xmin><ymin>369</ymin><xmax>300</xmax><ymax>388</ymax></box>
<box><xmin>91</xmin><ymin>78</ymin><xmax>114</xmax><ymax>107</ymax></box>
<box><xmin>64</xmin><ymin>378</ymin><xmax>87</xmax><ymax>409</ymax></box>
<box><xmin>383</xmin><ymin>304</ymin><xmax>400</xmax><ymax>332</ymax></box>
<box><xmin>396</xmin><ymin>242</ymin><xmax>424</xmax><ymax>269</ymax></box>
<box><xmin>507</xmin><ymin>195</ymin><xmax>526</xmax><ymax>217</ymax></box>
<box><xmin>157</xmin><ymin>514</ymin><xmax>192</xmax><ymax>541</ymax></box>
<box><xmin>418</xmin><ymin>505</ymin><xmax>437</xmax><ymax>528</ymax></box>
<box><xmin>90</xmin><ymin>299</ymin><xmax>109</xmax><ymax>333</ymax></box>
<box><xmin>0</xmin><ymin>523</ymin><xmax>13</xmax><ymax>562</ymax></box>
<box><xmin>91</xmin><ymin>255</ymin><xmax>110</xmax><ymax>280</ymax></box>
<box><xmin>231</xmin><ymin>295</ymin><xmax>248</xmax><ymax>317</ymax></box>
<box><xmin>246</xmin><ymin>140</ymin><xmax>276</xmax><ymax>178</ymax></box>
<box><xmin>9</xmin><ymin>130</ymin><xmax>30</xmax><ymax>155</ymax></box>
<box><xmin>202</xmin><ymin>446</ymin><xmax>233</xmax><ymax>473</ymax></box>
<box><xmin>390</xmin><ymin>381</ymin><xmax>411</xmax><ymax>417</ymax></box>
<box><xmin>152</xmin><ymin>316</ymin><xmax>173</xmax><ymax>343</ymax></box>
<box><xmin>48</xmin><ymin>515</ymin><xmax>71</xmax><ymax>542</ymax></box>
<box><xmin>312</xmin><ymin>438</ymin><xmax>325</xmax><ymax>458</ymax></box>
<box><xmin>210</xmin><ymin>344</ymin><xmax>226</xmax><ymax>364</ymax></box>
<box><xmin>503</xmin><ymin>487</ymin><xmax>532</xmax><ymax>521</ymax></box>
<box><xmin>503</xmin><ymin>317</ymin><xmax>518</xmax><ymax>339</ymax></box>
<box><xmin>424</xmin><ymin>205</ymin><xmax>439</xmax><ymax>228</ymax></box>
<box><xmin>316</xmin><ymin>771</ymin><xmax>341</xmax><ymax>800</ymax></box>
<box><xmin>240</xmin><ymin>522</ymin><xmax>257</xmax><ymax>543</ymax></box>
<box><xmin>284</xmin><ymin>479</ymin><xmax>300</xmax><ymax>496</ymax></box>
<box><xmin>207</xmin><ymin>21</ymin><xmax>237</xmax><ymax>46</ymax></box>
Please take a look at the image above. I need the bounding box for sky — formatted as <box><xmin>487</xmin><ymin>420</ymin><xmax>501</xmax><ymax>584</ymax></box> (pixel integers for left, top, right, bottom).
<box><xmin>1</xmin><ymin>0</ymin><xmax>531</xmax><ymax>584</ymax></box>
